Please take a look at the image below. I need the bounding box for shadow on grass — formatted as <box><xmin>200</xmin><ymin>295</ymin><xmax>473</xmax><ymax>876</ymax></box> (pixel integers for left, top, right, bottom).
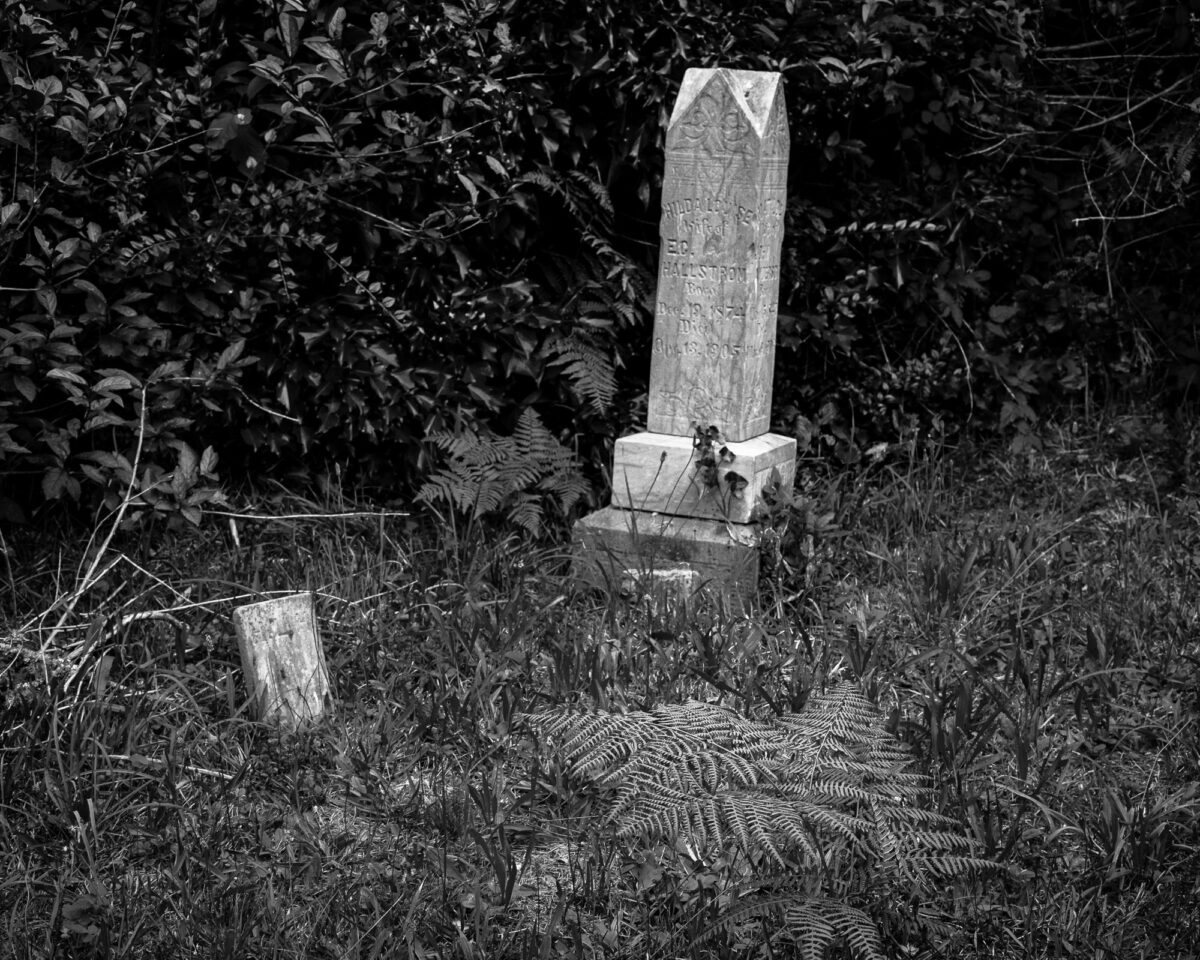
<box><xmin>2</xmin><ymin>417</ymin><xmax>1199</xmax><ymax>958</ymax></box>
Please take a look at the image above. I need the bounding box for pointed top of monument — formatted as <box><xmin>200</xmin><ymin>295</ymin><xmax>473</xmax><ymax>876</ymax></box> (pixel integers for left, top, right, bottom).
<box><xmin>670</xmin><ymin>68</ymin><xmax>784</xmax><ymax>141</ymax></box>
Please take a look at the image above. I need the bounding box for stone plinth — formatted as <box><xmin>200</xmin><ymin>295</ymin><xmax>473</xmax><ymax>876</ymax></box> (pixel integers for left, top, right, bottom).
<box><xmin>611</xmin><ymin>432</ymin><xmax>795</xmax><ymax>524</ymax></box>
<box><xmin>647</xmin><ymin>68</ymin><xmax>789</xmax><ymax>443</ymax></box>
<box><xmin>572</xmin><ymin>507</ymin><xmax>759</xmax><ymax>605</ymax></box>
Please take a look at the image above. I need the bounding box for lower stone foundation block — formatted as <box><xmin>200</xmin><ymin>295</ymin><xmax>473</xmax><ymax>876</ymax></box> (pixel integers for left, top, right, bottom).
<box><xmin>611</xmin><ymin>432</ymin><xmax>795</xmax><ymax>524</ymax></box>
<box><xmin>572</xmin><ymin>506</ymin><xmax>760</xmax><ymax>604</ymax></box>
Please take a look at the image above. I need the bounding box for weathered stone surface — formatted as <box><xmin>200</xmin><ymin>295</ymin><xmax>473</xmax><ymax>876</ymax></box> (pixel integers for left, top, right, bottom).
<box><xmin>572</xmin><ymin>506</ymin><xmax>759</xmax><ymax>605</ymax></box>
<box><xmin>620</xmin><ymin>565</ymin><xmax>702</xmax><ymax>598</ymax></box>
<box><xmin>572</xmin><ymin>67</ymin><xmax>792</xmax><ymax>606</ymax></box>
<box><xmin>233</xmin><ymin>593</ymin><xmax>331</xmax><ymax>730</ymax></box>
<box><xmin>611</xmin><ymin>431</ymin><xmax>796</xmax><ymax>523</ymax></box>
<box><xmin>620</xmin><ymin>565</ymin><xmax>701</xmax><ymax>617</ymax></box>
<box><xmin>647</xmin><ymin>67</ymin><xmax>789</xmax><ymax>442</ymax></box>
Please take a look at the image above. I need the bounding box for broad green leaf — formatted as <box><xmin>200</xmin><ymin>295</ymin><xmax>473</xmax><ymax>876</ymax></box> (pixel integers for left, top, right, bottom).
<box><xmin>251</xmin><ymin>56</ymin><xmax>284</xmax><ymax>79</ymax></box>
<box><xmin>46</xmin><ymin>368</ymin><xmax>86</xmax><ymax>385</ymax></box>
<box><xmin>55</xmin><ymin>115</ymin><xmax>88</xmax><ymax>145</ymax></box>
<box><xmin>328</xmin><ymin>7</ymin><xmax>345</xmax><ymax>40</ymax></box>
<box><xmin>83</xmin><ymin>411</ymin><xmax>127</xmax><ymax>431</ymax></box>
<box><xmin>53</xmin><ymin>158</ymin><xmax>76</xmax><ymax>183</ymax></box>
<box><xmin>42</xmin><ymin>467</ymin><xmax>78</xmax><ymax>501</ymax></box>
<box><xmin>33</xmin><ymin>77</ymin><xmax>63</xmax><ymax>98</ymax></box>
<box><xmin>54</xmin><ymin>237</ymin><xmax>80</xmax><ymax>262</ymax></box>
<box><xmin>302</xmin><ymin>37</ymin><xmax>343</xmax><ymax>65</ymax></box>
<box><xmin>93</xmin><ymin>375</ymin><xmax>136</xmax><ymax>393</ymax></box>
<box><xmin>0</xmin><ymin>124</ymin><xmax>30</xmax><ymax>150</ymax></box>
<box><xmin>12</xmin><ymin>375</ymin><xmax>35</xmax><ymax>402</ymax></box>
<box><xmin>217</xmin><ymin>339</ymin><xmax>246</xmax><ymax>369</ymax></box>
<box><xmin>456</xmin><ymin>172</ymin><xmax>479</xmax><ymax>205</ymax></box>
<box><xmin>279</xmin><ymin>10</ymin><xmax>303</xmax><ymax>58</ymax></box>
<box><xmin>35</xmin><ymin>287</ymin><xmax>57</xmax><ymax>315</ymax></box>
<box><xmin>71</xmin><ymin>277</ymin><xmax>106</xmax><ymax>306</ymax></box>
<box><xmin>184</xmin><ymin>291</ymin><xmax>222</xmax><ymax>317</ymax></box>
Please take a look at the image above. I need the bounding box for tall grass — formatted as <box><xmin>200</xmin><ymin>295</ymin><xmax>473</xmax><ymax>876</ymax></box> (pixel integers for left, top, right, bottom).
<box><xmin>2</xmin><ymin>412</ymin><xmax>1198</xmax><ymax>958</ymax></box>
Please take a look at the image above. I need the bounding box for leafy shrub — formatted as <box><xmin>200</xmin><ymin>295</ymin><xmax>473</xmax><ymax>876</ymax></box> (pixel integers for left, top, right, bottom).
<box><xmin>4</xmin><ymin>0</ymin><xmax>1198</xmax><ymax>521</ymax></box>
<box><xmin>0</xmin><ymin>0</ymin><xmax>651</xmax><ymax>519</ymax></box>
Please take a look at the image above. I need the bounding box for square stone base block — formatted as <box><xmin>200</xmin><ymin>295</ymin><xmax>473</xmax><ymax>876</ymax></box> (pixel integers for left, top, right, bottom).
<box><xmin>611</xmin><ymin>432</ymin><xmax>795</xmax><ymax>524</ymax></box>
<box><xmin>572</xmin><ymin>506</ymin><xmax>760</xmax><ymax>605</ymax></box>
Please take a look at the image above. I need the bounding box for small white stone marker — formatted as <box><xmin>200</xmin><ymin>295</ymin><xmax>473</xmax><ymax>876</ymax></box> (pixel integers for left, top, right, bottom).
<box><xmin>233</xmin><ymin>592</ymin><xmax>331</xmax><ymax>730</ymax></box>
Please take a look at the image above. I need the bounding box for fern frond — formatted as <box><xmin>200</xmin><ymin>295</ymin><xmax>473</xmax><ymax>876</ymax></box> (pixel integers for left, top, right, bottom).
<box><xmin>1168</xmin><ymin>128</ymin><xmax>1198</xmax><ymax>187</ymax></box>
<box><xmin>537</xmin><ymin>252</ymin><xmax>598</xmax><ymax>301</ymax></box>
<box><xmin>817</xmin><ymin>900</ymin><xmax>887</xmax><ymax>960</ymax></box>
<box><xmin>417</xmin><ymin>407</ymin><xmax>588</xmax><ymax>533</ymax></box>
<box><xmin>538</xmin><ymin>253</ymin><xmax>572</xmax><ymax>300</ymax></box>
<box><xmin>533</xmin><ymin>684</ymin><xmax>947</xmax><ymax>863</ymax></box>
<box><xmin>900</xmin><ymin>828</ymin><xmax>977</xmax><ymax>854</ymax></box>
<box><xmin>875</xmin><ymin>804</ymin><xmax>967</xmax><ymax>830</ymax></box>
<box><xmin>701</xmin><ymin>889</ymin><xmax>884</xmax><ymax>960</ymax></box>
<box><xmin>516</xmin><ymin>170</ymin><xmax>578</xmax><ymax>218</ymax></box>
<box><xmin>570</xmin><ymin>169</ymin><xmax>614</xmax><ymax>214</ymax></box>
<box><xmin>517</xmin><ymin>169</ymin><xmax>612</xmax><ymax>226</ymax></box>
<box><xmin>788</xmin><ymin>900</ymin><xmax>843</xmax><ymax>960</ymax></box>
<box><xmin>504</xmin><ymin>493</ymin><xmax>541</xmax><ymax>537</ymax></box>
<box><xmin>528</xmin><ymin>681</ymin><xmax>999</xmax><ymax>958</ymax></box>
<box><xmin>543</xmin><ymin>331</ymin><xmax>617</xmax><ymax>416</ymax></box>
<box><xmin>540</xmin><ymin>469</ymin><xmax>589</xmax><ymax>515</ymax></box>
<box><xmin>902</xmin><ymin>853</ymin><xmax>1000</xmax><ymax>880</ymax></box>
<box><xmin>1098</xmin><ymin>135</ymin><xmax>1133</xmax><ymax>170</ymax></box>
<box><xmin>430</xmin><ymin>430</ymin><xmax>503</xmax><ymax>463</ymax></box>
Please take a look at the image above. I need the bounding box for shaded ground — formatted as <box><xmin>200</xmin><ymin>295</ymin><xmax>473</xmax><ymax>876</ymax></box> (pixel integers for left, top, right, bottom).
<box><xmin>2</xmin><ymin>409</ymin><xmax>1199</xmax><ymax>959</ymax></box>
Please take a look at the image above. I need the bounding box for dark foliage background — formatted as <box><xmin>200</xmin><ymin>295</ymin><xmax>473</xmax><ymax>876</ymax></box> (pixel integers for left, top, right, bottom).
<box><xmin>2</xmin><ymin>0</ymin><xmax>1198</xmax><ymax>523</ymax></box>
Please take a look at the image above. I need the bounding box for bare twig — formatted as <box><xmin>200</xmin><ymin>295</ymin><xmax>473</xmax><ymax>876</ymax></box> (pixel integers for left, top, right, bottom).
<box><xmin>1070</xmin><ymin>76</ymin><xmax>1191</xmax><ymax>135</ymax></box>
<box><xmin>205</xmin><ymin>509</ymin><xmax>410</xmax><ymax>521</ymax></box>
<box><xmin>1038</xmin><ymin>30</ymin><xmax>1152</xmax><ymax>54</ymax></box>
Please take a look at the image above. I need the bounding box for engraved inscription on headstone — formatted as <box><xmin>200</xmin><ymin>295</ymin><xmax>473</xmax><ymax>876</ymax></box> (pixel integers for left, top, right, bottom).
<box><xmin>572</xmin><ymin>67</ymin><xmax>795</xmax><ymax>604</ymax></box>
<box><xmin>647</xmin><ymin>68</ymin><xmax>789</xmax><ymax>443</ymax></box>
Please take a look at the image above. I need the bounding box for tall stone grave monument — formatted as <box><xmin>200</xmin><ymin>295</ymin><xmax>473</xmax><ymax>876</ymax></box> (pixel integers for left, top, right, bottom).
<box><xmin>573</xmin><ymin>68</ymin><xmax>796</xmax><ymax>603</ymax></box>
